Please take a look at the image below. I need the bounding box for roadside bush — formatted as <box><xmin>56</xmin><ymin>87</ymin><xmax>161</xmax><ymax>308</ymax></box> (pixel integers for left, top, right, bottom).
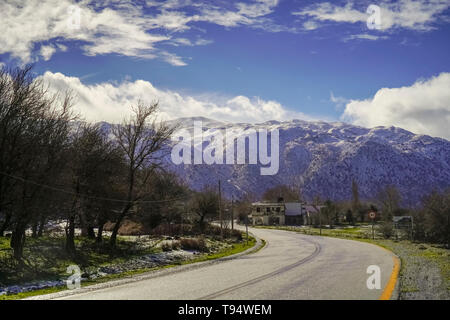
<box><xmin>202</xmin><ymin>225</ymin><xmax>242</xmax><ymax>240</ymax></box>
<box><xmin>180</xmin><ymin>238</ymin><xmax>208</xmax><ymax>252</ymax></box>
<box><xmin>150</xmin><ymin>223</ymin><xmax>243</xmax><ymax>241</ymax></box>
<box><xmin>161</xmin><ymin>240</ymin><xmax>182</xmax><ymax>251</ymax></box>
<box><xmin>229</xmin><ymin>229</ymin><xmax>243</xmax><ymax>241</ymax></box>
<box><xmin>421</xmin><ymin>190</ymin><xmax>450</xmax><ymax>246</ymax></box>
<box><xmin>103</xmin><ymin>219</ymin><xmax>151</xmax><ymax>236</ymax></box>
<box><xmin>379</xmin><ymin>222</ymin><xmax>394</xmax><ymax>239</ymax></box>
<box><xmin>161</xmin><ymin>242</ymin><xmax>173</xmax><ymax>252</ymax></box>
<box><xmin>151</xmin><ymin>224</ymin><xmax>194</xmax><ymax>237</ymax></box>
<box><xmin>171</xmin><ymin>241</ymin><xmax>181</xmax><ymax>250</ymax></box>
<box><xmin>202</xmin><ymin>224</ymin><xmax>221</xmax><ymax>236</ymax></box>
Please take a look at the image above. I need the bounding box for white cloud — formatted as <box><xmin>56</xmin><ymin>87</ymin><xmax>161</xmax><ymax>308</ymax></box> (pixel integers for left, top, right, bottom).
<box><xmin>294</xmin><ymin>2</ymin><xmax>367</xmax><ymax>24</ymax></box>
<box><xmin>330</xmin><ymin>92</ymin><xmax>349</xmax><ymax>110</ymax></box>
<box><xmin>169</xmin><ymin>37</ymin><xmax>213</xmax><ymax>46</ymax></box>
<box><xmin>170</xmin><ymin>38</ymin><xmax>193</xmax><ymax>46</ymax></box>
<box><xmin>0</xmin><ymin>0</ymin><xmax>282</xmax><ymax>64</ymax></box>
<box><xmin>40</xmin><ymin>71</ymin><xmax>310</xmax><ymax>124</ymax></box>
<box><xmin>160</xmin><ymin>51</ymin><xmax>187</xmax><ymax>66</ymax></box>
<box><xmin>56</xmin><ymin>44</ymin><xmax>68</xmax><ymax>52</ymax></box>
<box><xmin>194</xmin><ymin>38</ymin><xmax>214</xmax><ymax>46</ymax></box>
<box><xmin>196</xmin><ymin>7</ymin><xmax>253</xmax><ymax>27</ymax></box>
<box><xmin>343</xmin><ymin>34</ymin><xmax>389</xmax><ymax>41</ymax></box>
<box><xmin>342</xmin><ymin>73</ymin><xmax>450</xmax><ymax>139</ymax></box>
<box><xmin>377</xmin><ymin>0</ymin><xmax>450</xmax><ymax>31</ymax></box>
<box><xmin>0</xmin><ymin>0</ymin><xmax>169</xmax><ymax>63</ymax></box>
<box><xmin>148</xmin><ymin>10</ymin><xmax>193</xmax><ymax>32</ymax></box>
<box><xmin>146</xmin><ymin>0</ymin><xmax>195</xmax><ymax>10</ymax></box>
<box><xmin>295</xmin><ymin>0</ymin><xmax>450</xmax><ymax>32</ymax></box>
<box><xmin>236</xmin><ymin>0</ymin><xmax>279</xmax><ymax>18</ymax></box>
<box><xmin>40</xmin><ymin>45</ymin><xmax>57</xmax><ymax>61</ymax></box>
<box><xmin>303</xmin><ymin>20</ymin><xmax>319</xmax><ymax>30</ymax></box>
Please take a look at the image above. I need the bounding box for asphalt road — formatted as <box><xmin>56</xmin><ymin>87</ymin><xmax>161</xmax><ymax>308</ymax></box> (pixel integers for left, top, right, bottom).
<box><xmin>55</xmin><ymin>227</ymin><xmax>397</xmax><ymax>300</ymax></box>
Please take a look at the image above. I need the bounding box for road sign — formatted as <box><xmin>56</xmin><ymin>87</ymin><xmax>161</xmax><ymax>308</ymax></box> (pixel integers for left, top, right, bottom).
<box><xmin>368</xmin><ymin>211</ymin><xmax>376</xmax><ymax>240</ymax></box>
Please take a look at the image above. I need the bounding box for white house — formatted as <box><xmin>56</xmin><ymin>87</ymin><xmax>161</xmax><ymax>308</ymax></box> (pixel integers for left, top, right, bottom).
<box><xmin>249</xmin><ymin>200</ymin><xmax>326</xmax><ymax>226</ymax></box>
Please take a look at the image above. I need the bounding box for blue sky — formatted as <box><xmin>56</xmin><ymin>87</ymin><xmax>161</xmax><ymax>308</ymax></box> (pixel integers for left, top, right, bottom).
<box><xmin>1</xmin><ymin>0</ymin><xmax>449</xmax><ymax>138</ymax></box>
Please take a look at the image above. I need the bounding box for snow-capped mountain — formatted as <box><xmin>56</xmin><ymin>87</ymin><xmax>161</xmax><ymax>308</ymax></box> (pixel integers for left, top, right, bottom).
<box><xmin>98</xmin><ymin>117</ymin><xmax>449</xmax><ymax>206</ymax></box>
<box><xmin>164</xmin><ymin>117</ymin><xmax>450</xmax><ymax>206</ymax></box>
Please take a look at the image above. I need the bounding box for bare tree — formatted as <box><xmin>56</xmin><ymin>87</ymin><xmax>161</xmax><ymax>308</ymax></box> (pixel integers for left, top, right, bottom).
<box><xmin>351</xmin><ymin>179</ymin><xmax>361</xmax><ymax>219</ymax></box>
<box><xmin>65</xmin><ymin>123</ymin><xmax>125</xmax><ymax>253</ymax></box>
<box><xmin>322</xmin><ymin>199</ymin><xmax>337</xmax><ymax>227</ymax></box>
<box><xmin>289</xmin><ymin>175</ymin><xmax>304</xmax><ymax>202</ymax></box>
<box><xmin>138</xmin><ymin>170</ymin><xmax>189</xmax><ymax>230</ymax></box>
<box><xmin>190</xmin><ymin>186</ymin><xmax>219</xmax><ymax>232</ymax></box>
<box><xmin>376</xmin><ymin>185</ymin><xmax>401</xmax><ymax>221</ymax></box>
<box><xmin>262</xmin><ymin>185</ymin><xmax>299</xmax><ymax>202</ymax></box>
<box><xmin>422</xmin><ymin>190</ymin><xmax>450</xmax><ymax>247</ymax></box>
<box><xmin>0</xmin><ymin>65</ymin><xmax>76</xmax><ymax>259</ymax></box>
<box><xmin>235</xmin><ymin>192</ymin><xmax>256</xmax><ymax>223</ymax></box>
<box><xmin>109</xmin><ymin>102</ymin><xmax>177</xmax><ymax>248</ymax></box>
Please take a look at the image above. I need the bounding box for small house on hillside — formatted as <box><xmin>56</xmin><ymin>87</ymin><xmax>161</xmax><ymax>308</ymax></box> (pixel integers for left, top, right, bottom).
<box><xmin>393</xmin><ymin>216</ymin><xmax>413</xmax><ymax>229</ymax></box>
<box><xmin>250</xmin><ymin>202</ymin><xmax>285</xmax><ymax>225</ymax></box>
<box><xmin>284</xmin><ymin>202</ymin><xmax>304</xmax><ymax>225</ymax></box>
<box><xmin>249</xmin><ymin>200</ymin><xmax>326</xmax><ymax>226</ymax></box>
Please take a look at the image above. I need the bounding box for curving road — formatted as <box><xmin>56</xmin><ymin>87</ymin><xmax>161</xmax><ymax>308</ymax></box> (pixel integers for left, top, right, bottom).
<box><xmin>52</xmin><ymin>227</ymin><xmax>398</xmax><ymax>300</ymax></box>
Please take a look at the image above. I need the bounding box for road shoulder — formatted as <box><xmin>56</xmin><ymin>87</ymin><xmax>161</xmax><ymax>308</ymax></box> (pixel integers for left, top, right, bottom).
<box><xmin>24</xmin><ymin>233</ymin><xmax>264</xmax><ymax>300</ymax></box>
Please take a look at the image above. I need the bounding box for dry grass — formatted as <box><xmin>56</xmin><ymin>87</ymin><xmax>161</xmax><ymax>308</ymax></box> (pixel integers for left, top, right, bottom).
<box><xmin>179</xmin><ymin>238</ymin><xmax>208</xmax><ymax>252</ymax></box>
<box><xmin>103</xmin><ymin>220</ymin><xmax>151</xmax><ymax>236</ymax></box>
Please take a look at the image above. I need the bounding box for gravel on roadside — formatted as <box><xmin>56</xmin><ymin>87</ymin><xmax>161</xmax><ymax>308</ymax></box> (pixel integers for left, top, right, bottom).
<box><xmin>376</xmin><ymin>240</ymin><xmax>449</xmax><ymax>300</ymax></box>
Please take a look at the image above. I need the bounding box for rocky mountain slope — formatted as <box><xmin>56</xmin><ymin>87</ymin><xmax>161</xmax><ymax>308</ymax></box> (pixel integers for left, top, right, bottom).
<box><xmin>100</xmin><ymin>117</ymin><xmax>450</xmax><ymax>205</ymax></box>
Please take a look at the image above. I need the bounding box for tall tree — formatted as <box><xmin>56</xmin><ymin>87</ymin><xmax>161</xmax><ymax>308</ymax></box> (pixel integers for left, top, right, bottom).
<box><xmin>190</xmin><ymin>186</ymin><xmax>220</xmax><ymax>232</ymax></box>
<box><xmin>376</xmin><ymin>185</ymin><xmax>401</xmax><ymax>221</ymax></box>
<box><xmin>351</xmin><ymin>179</ymin><xmax>361</xmax><ymax>220</ymax></box>
<box><xmin>422</xmin><ymin>190</ymin><xmax>450</xmax><ymax>246</ymax></box>
<box><xmin>0</xmin><ymin>65</ymin><xmax>76</xmax><ymax>259</ymax></box>
<box><xmin>262</xmin><ymin>185</ymin><xmax>299</xmax><ymax>202</ymax></box>
<box><xmin>109</xmin><ymin>102</ymin><xmax>176</xmax><ymax>248</ymax></box>
<box><xmin>322</xmin><ymin>199</ymin><xmax>338</xmax><ymax>226</ymax></box>
<box><xmin>138</xmin><ymin>170</ymin><xmax>188</xmax><ymax>230</ymax></box>
<box><xmin>65</xmin><ymin>123</ymin><xmax>124</xmax><ymax>253</ymax></box>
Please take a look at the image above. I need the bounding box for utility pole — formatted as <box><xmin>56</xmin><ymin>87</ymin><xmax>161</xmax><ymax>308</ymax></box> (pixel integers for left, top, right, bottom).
<box><xmin>319</xmin><ymin>212</ymin><xmax>322</xmax><ymax>236</ymax></box>
<box><xmin>219</xmin><ymin>180</ymin><xmax>223</xmax><ymax>239</ymax></box>
<box><xmin>245</xmin><ymin>212</ymin><xmax>249</xmax><ymax>245</ymax></box>
<box><xmin>231</xmin><ymin>194</ymin><xmax>234</xmax><ymax>230</ymax></box>
<box><xmin>447</xmin><ymin>214</ymin><xmax>449</xmax><ymax>249</ymax></box>
<box><xmin>182</xmin><ymin>201</ymin><xmax>187</xmax><ymax>235</ymax></box>
<box><xmin>369</xmin><ymin>211</ymin><xmax>376</xmax><ymax>240</ymax></box>
<box><xmin>315</xmin><ymin>204</ymin><xmax>322</xmax><ymax>236</ymax></box>
<box><xmin>372</xmin><ymin>219</ymin><xmax>375</xmax><ymax>240</ymax></box>
<box><xmin>313</xmin><ymin>197</ymin><xmax>321</xmax><ymax>236</ymax></box>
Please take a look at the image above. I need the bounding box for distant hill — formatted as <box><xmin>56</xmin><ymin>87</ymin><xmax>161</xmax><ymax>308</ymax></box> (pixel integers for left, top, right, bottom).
<box><xmin>98</xmin><ymin>117</ymin><xmax>450</xmax><ymax>205</ymax></box>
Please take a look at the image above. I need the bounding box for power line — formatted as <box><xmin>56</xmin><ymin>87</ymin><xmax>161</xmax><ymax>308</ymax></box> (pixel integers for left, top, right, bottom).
<box><xmin>0</xmin><ymin>171</ymin><xmax>192</xmax><ymax>204</ymax></box>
